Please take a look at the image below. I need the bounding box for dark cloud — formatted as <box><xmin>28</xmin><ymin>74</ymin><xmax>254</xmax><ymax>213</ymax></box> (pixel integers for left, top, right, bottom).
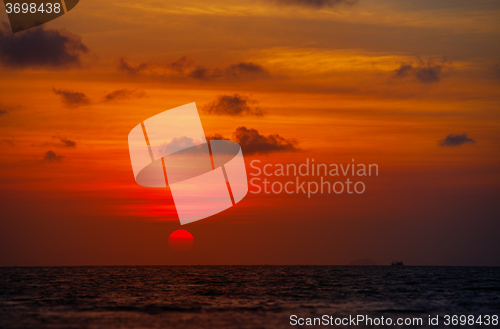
<box><xmin>117</xmin><ymin>57</ymin><xmax>148</xmax><ymax>75</ymax></box>
<box><xmin>206</xmin><ymin>133</ymin><xmax>230</xmax><ymax>141</ymax></box>
<box><xmin>41</xmin><ymin>150</ymin><xmax>65</xmax><ymax>163</ymax></box>
<box><xmin>394</xmin><ymin>58</ymin><xmax>447</xmax><ymax>84</ymax></box>
<box><xmin>53</xmin><ymin>88</ymin><xmax>90</xmax><ymax>108</ymax></box>
<box><xmin>266</xmin><ymin>0</ymin><xmax>357</xmax><ymax>8</ymax></box>
<box><xmin>0</xmin><ymin>23</ymin><xmax>88</xmax><ymax>69</ymax></box>
<box><xmin>190</xmin><ymin>62</ymin><xmax>269</xmax><ymax>81</ymax></box>
<box><xmin>234</xmin><ymin>126</ymin><xmax>299</xmax><ymax>155</ymax></box>
<box><xmin>203</xmin><ymin>94</ymin><xmax>265</xmax><ymax>116</ymax></box>
<box><xmin>57</xmin><ymin>137</ymin><xmax>76</xmax><ymax>148</ymax></box>
<box><xmin>225</xmin><ymin>62</ymin><xmax>270</xmax><ymax>79</ymax></box>
<box><xmin>118</xmin><ymin>56</ymin><xmax>194</xmax><ymax>76</ymax></box>
<box><xmin>188</xmin><ymin>65</ymin><xmax>211</xmax><ymax>80</ymax></box>
<box><xmin>117</xmin><ymin>56</ymin><xmax>269</xmax><ymax>82</ymax></box>
<box><xmin>103</xmin><ymin>89</ymin><xmax>146</xmax><ymax>102</ymax></box>
<box><xmin>0</xmin><ymin>109</ymin><xmax>6</xmax><ymax>115</ymax></box>
<box><xmin>439</xmin><ymin>133</ymin><xmax>476</xmax><ymax>147</ymax></box>
<box><xmin>206</xmin><ymin>127</ymin><xmax>299</xmax><ymax>154</ymax></box>
<box><xmin>394</xmin><ymin>64</ymin><xmax>413</xmax><ymax>78</ymax></box>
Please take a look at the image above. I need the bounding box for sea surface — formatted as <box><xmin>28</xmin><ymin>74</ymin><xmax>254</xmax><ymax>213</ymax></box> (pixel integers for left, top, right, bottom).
<box><xmin>0</xmin><ymin>266</ymin><xmax>499</xmax><ymax>328</ymax></box>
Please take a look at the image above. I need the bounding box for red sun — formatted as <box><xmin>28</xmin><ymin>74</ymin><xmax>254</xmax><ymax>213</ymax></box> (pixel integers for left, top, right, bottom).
<box><xmin>168</xmin><ymin>230</ymin><xmax>194</xmax><ymax>252</ymax></box>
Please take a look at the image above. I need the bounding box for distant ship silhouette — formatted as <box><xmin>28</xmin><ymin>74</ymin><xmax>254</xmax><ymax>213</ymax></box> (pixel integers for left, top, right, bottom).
<box><xmin>391</xmin><ymin>261</ymin><xmax>404</xmax><ymax>266</ymax></box>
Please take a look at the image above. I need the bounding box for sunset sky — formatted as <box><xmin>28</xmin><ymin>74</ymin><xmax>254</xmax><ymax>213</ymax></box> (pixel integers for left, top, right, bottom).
<box><xmin>0</xmin><ymin>0</ymin><xmax>499</xmax><ymax>266</ymax></box>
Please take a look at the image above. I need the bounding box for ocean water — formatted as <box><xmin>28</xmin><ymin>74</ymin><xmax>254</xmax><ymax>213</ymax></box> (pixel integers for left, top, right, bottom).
<box><xmin>0</xmin><ymin>266</ymin><xmax>499</xmax><ymax>328</ymax></box>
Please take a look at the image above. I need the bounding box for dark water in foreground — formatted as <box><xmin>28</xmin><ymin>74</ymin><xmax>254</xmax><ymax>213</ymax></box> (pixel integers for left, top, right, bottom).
<box><xmin>0</xmin><ymin>266</ymin><xmax>499</xmax><ymax>328</ymax></box>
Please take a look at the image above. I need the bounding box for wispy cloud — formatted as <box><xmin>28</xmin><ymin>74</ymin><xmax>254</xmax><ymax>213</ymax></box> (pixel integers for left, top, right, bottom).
<box><xmin>102</xmin><ymin>89</ymin><xmax>147</xmax><ymax>102</ymax></box>
<box><xmin>117</xmin><ymin>56</ymin><xmax>148</xmax><ymax>75</ymax></box>
<box><xmin>0</xmin><ymin>137</ymin><xmax>15</xmax><ymax>146</ymax></box>
<box><xmin>33</xmin><ymin>136</ymin><xmax>77</xmax><ymax>148</ymax></box>
<box><xmin>117</xmin><ymin>56</ymin><xmax>270</xmax><ymax>82</ymax></box>
<box><xmin>166</xmin><ymin>55</ymin><xmax>195</xmax><ymax>73</ymax></box>
<box><xmin>265</xmin><ymin>0</ymin><xmax>358</xmax><ymax>8</ymax></box>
